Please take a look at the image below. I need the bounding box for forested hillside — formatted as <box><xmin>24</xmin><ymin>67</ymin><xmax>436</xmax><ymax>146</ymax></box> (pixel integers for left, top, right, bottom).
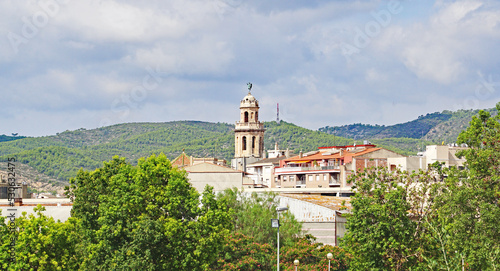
<box><xmin>0</xmin><ymin>109</ymin><xmax>478</xmax><ymax>193</ymax></box>
<box><xmin>0</xmin><ymin>134</ymin><xmax>26</xmax><ymax>142</ymax></box>
<box><xmin>319</xmin><ymin>108</ymin><xmax>496</xmax><ymax>143</ymax></box>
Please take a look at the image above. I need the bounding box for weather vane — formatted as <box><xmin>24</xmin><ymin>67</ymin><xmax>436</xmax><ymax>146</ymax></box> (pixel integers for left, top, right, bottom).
<box><xmin>247</xmin><ymin>82</ymin><xmax>252</xmax><ymax>93</ymax></box>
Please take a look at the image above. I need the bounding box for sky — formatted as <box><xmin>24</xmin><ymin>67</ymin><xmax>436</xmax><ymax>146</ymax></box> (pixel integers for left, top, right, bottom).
<box><xmin>1</xmin><ymin>0</ymin><xmax>500</xmax><ymax>137</ymax></box>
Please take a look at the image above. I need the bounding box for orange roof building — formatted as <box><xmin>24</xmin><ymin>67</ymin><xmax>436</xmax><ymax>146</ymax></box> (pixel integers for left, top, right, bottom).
<box><xmin>274</xmin><ymin>144</ymin><xmax>404</xmax><ymax>195</ymax></box>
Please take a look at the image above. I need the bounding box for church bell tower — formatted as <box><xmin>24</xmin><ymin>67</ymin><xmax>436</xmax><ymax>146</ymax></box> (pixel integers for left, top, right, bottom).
<box><xmin>232</xmin><ymin>83</ymin><xmax>265</xmax><ymax>171</ymax></box>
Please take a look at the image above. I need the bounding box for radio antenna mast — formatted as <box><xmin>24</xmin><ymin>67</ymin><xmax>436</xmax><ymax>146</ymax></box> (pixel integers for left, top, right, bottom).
<box><xmin>277</xmin><ymin>103</ymin><xmax>280</xmax><ymax>124</ymax></box>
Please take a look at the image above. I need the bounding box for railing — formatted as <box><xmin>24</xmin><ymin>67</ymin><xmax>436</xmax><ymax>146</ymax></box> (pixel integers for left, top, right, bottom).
<box><xmin>275</xmin><ymin>165</ymin><xmax>339</xmax><ymax>173</ymax></box>
<box><xmin>235</xmin><ymin>122</ymin><xmax>264</xmax><ymax>130</ymax></box>
<box><xmin>329</xmin><ymin>179</ymin><xmax>340</xmax><ymax>186</ymax></box>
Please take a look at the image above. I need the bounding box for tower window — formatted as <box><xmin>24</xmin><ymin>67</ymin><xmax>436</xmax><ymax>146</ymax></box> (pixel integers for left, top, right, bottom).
<box><xmin>244</xmin><ymin>112</ymin><xmax>249</xmax><ymax>123</ymax></box>
<box><xmin>242</xmin><ymin>136</ymin><xmax>247</xmax><ymax>151</ymax></box>
<box><xmin>252</xmin><ymin>136</ymin><xmax>256</xmax><ymax>151</ymax></box>
<box><xmin>255</xmin><ymin>112</ymin><xmax>258</xmax><ymax>121</ymax></box>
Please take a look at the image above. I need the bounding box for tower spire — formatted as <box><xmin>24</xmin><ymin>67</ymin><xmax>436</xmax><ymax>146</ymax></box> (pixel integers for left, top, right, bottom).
<box><xmin>247</xmin><ymin>82</ymin><xmax>252</xmax><ymax>94</ymax></box>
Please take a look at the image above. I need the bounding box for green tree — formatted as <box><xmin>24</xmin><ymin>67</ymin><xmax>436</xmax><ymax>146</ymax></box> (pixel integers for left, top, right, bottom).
<box><xmin>217</xmin><ymin>188</ymin><xmax>302</xmax><ymax>247</ymax></box>
<box><xmin>0</xmin><ymin>205</ymin><xmax>80</xmax><ymax>270</ymax></box>
<box><xmin>429</xmin><ymin>103</ymin><xmax>500</xmax><ymax>270</ymax></box>
<box><xmin>342</xmin><ymin>167</ymin><xmax>436</xmax><ymax>270</ymax></box>
<box><xmin>280</xmin><ymin>237</ymin><xmax>351</xmax><ymax>271</ymax></box>
<box><xmin>209</xmin><ymin>232</ymin><xmax>274</xmax><ymax>270</ymax></box>
<box><xmin>67</xmin><ymin>153</ymin><xmax>232</xmax><ymax>270</ymax></box>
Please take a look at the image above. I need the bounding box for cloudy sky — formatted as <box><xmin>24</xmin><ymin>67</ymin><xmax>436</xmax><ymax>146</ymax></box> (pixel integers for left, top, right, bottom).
<box><xmin>1</xmin><ymin>0</ymin><xmax>499</xmax><ymax>136</ymax></box>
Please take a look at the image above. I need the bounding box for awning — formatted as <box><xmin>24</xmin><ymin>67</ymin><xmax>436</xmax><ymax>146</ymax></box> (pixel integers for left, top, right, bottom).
<box><xmin>288</xmin><ymin>160</ymin><xmax>310</xmax><ymax>164</ymax></box>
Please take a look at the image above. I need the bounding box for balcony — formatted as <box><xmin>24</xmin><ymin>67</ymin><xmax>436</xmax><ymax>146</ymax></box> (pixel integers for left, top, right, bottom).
<box><xmin>329</xmin><ymin>178</ymin><xmax>340</xmax><ymax>187</ymax></box>
<box><xmin>235</xmin><ymin>122</ymin><xmax>264</xmax><ymax>130</ymax></box>
<box><xmin>275</xmin><ymin>165</ymin><xmax>339</xmax><ymax>174</ymax></box>
<box><xmin>296</xmin><ymin>180</ymin><xmax>306</xmax><ymax>185</ymax></box>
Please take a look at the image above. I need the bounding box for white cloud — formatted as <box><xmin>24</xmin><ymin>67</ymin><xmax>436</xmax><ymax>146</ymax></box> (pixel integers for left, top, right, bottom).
<box><xmin>1</xmin><ymin>0</ymin><xmax>500</xmax><ymax>136</ymax></box>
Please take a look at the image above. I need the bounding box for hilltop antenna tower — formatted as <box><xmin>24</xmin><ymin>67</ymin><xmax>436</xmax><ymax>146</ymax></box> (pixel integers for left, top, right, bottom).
<box><xmin>277</xmin><ymin>103</ymin><xmax>280</xmax><ymax>124</ymax></box>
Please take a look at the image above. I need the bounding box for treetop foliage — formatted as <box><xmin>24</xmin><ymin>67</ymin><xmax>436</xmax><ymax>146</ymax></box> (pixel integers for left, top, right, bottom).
<box><xmin>343</xmin><ymin>103</ymin><xmax>500</xmax><ymax>270</ymax></box>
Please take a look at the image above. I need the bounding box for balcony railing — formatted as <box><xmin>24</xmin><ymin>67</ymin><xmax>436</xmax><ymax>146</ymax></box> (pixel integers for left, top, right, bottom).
<box><xmin>235</xmin><ymin>122</ymin><xmax>264</xmax><ymax>130</ymax></box>
<box><xmin>275</xmin><ymin>165</ymin><xmax>339</xmax><ymax>173</ymax></box>
<box><xmin>329</xmin><ymin>179</ymin><xmax>340</xmax><ymax>186</ymax></box>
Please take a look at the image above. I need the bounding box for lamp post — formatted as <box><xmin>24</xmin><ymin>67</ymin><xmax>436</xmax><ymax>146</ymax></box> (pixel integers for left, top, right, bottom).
<box><xmin>327</xmin><ymin>252</ymin><xmax>333</xmax><ymax>271</ymax></box>
<box><xmin>294</xmin><ymin>259</ymin><xmax>300</xmax><ymax>271</ymax></box>
<box><xmin>273</xmin><ymin>206</ymin><xmax>289</xmax><ymax>271</ymax></box>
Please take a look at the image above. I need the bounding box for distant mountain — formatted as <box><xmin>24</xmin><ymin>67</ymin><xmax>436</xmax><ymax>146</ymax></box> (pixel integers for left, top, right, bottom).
<box><xmin>319</xmin><ymin>108</ymin><xmax>496</xmax><ymax>143</ymax></box>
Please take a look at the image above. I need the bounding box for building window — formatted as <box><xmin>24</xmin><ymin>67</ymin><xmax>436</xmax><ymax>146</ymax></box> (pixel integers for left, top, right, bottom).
<box><xmin>308</xmin><ymin>175</ymin><xmax>312</xmax><ymax>182</ymax></box>
<box><xmin>242</xmin><ymin>136</ymin><xmax>247</xmax><ymax>151</ymax></box>
<box><xmin>252</xmin><ymin>136</ymin><xmax>256</xmax><ymax>151</ymax></box>
<box><xmin>324</xmin><ymin>174</ymin><xmax>328</xmax><ymax>181</ymax></box>
<box><xmin>316</xmin><ymin>175</ymin><xmax>320</xmax><ymax>181</ymax></box>
<box><xmin>244</xmin><ymin>111</ymin><xmax>249</xmax><ymax>123</ymax></box>
<box><xmin>290</xmin><ymin>176</ymin><xmax>295</xmax><ymax>182</ymax></box>
<box><xmin>255</xmin><ymin>112</ymin><xmax>259</xmax><ymax>121</ymax></box>
<box><xmin>283</xmin><ymin>176</ymin><xmax>287</xmax><ymax>182</ymax></box>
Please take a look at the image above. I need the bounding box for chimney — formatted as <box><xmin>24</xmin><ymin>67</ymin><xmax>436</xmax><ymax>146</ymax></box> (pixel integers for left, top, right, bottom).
<box><xmin>299</xmin><ymin>151</ymin><xmax>303</xmax><ymax>158</ymax></box>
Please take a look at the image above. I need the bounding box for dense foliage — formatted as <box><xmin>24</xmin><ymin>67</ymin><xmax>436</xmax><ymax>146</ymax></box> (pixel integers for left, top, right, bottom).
<box><xmin>1</xmin><ymin>154</ymin><xmax>349</xmax><ymax>270</ymax></box>
<box><xmin>343</xmin><ymin>103</ymin><xmax>500</xmax><ymax>270</ymax></box>
<box><xmin>217</xmin><ymin>188</ymin><xmax>302</xmax><ymax>247</ymax></box>
<box><xmin>0</xmin><ymin>134</ymin><xmax>26</xmax><ymax>143</ymax></box>
<box><xmin>67</xmin><ymin>153</ymin><xmax>233</xmax><ymax>270</ymax></box>
<box><xmin>0</xmin><ymin>206</ymin><xmax>80</xmax><ymax>270</ymax></box>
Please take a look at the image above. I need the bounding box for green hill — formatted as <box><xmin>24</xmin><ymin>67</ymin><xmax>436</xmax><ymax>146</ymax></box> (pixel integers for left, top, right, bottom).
<box><xmin>0</xmin><ymin>120</ymin><xmax>417</xmax><ymax>191</ymax></box>
<box><xmin>2</xmin><ymin>106</ymin><xmax>489</xmax><ymax>193</ymax></box>
<box><xmin>0</xmin><ymin>134</ymin><xmax>26</xmax><ymax>142</ymax></box>
<box><xmin>319</xmin><ymin>108</ymin><xmax>496</xmax><ymax>144</ymax></box>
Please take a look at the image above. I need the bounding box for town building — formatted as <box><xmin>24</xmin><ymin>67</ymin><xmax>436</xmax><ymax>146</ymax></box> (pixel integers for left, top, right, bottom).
<box><xmin>387</xmin><ymin>144</ymin><xmax>468</xmax><ymax>172</ymax></box>
<box><xmin>184</xmin><ymin>162</ymin><xmax>252</xmax><ymax>192</ymax></box>
<box><xmin>274</xmin><ymin>144</ymin><xmax>404</xmax><ymax>195</ymax></box>
<box><xmin>171</xmin><ymin>151</ymin><xmax>227</xmax><ymax>168</ymax></box>
<box><xmin>246</xmin><ymin>143</ymin><xmax>292</xmax><ymax>188</ymax></box>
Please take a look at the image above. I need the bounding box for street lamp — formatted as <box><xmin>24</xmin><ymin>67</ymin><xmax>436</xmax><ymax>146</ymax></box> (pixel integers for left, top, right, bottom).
<box><xmin>327</xmin><ymin>252</ymin><xmax>333</xmax><ymax>271</ymax></box>
<box><xmin>272</xmin><ymin>206</ymin><xmax>288</xmax><ymax>271</ymax></box>
<box><xmin>294</xmin><ymin>259</ymin><xmax>300</xmax><ymax>271</ymax></box>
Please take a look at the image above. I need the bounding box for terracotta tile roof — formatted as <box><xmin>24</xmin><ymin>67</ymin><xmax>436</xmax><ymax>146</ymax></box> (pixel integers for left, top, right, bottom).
<box><xmin>349</xmin><ymin>147</ymin><xmax>382</xmax><ymax>157</ymax></box>
<box><xmin>282</xmin><ymin>147</ymin><xmax>382</xmax><ymax>164</ymax></box>
<box><xmin>171</xmin><ymin>152</ymin><xmax>191</xmax><ymax>167</ymax></box>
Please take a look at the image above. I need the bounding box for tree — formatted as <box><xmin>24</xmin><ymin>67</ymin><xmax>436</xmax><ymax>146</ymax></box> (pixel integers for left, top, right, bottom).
<box><xmin>0</xmin><ymin>205</ymin><xmax>80</xmax><ymax>270</ymax></box>
<box><xmin>280</xmin><ymin>237</ymin><xmax>351</xmax><ymax>271</ymax></box>
<box><xmin>67</xmin><ymin>153</ymin><xmax>232</xmax><ymax>270</ymax></box>
<box><xmin>430</xmin><ymin>102</ymin><xmax>500</xmax><ymax>270</ymax></box>
<box><xmin>342</xmin><ymin>167</ymin><xmax>436</xmax><ymax>270</ymax></box>
<box><xmin>217</xmin><ymin>188</ymin><xmax>302</xmax><ymax>247</ymax></box>
<box><xmin>342</xmin><ymin>103</ymin><xmax>500</xmax><ymax>270</ymax></box>
<box><xmin>209</xmin><ymin>232</ymin><xmax>274</xmax><ymax>270</ymax></box>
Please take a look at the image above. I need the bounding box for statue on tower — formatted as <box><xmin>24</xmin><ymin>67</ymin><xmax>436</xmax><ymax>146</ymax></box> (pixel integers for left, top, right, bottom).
<box><xmin>247</xmin><ymin>82</ymin><xmax>252</xmax><ymax>93</ymax></box>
